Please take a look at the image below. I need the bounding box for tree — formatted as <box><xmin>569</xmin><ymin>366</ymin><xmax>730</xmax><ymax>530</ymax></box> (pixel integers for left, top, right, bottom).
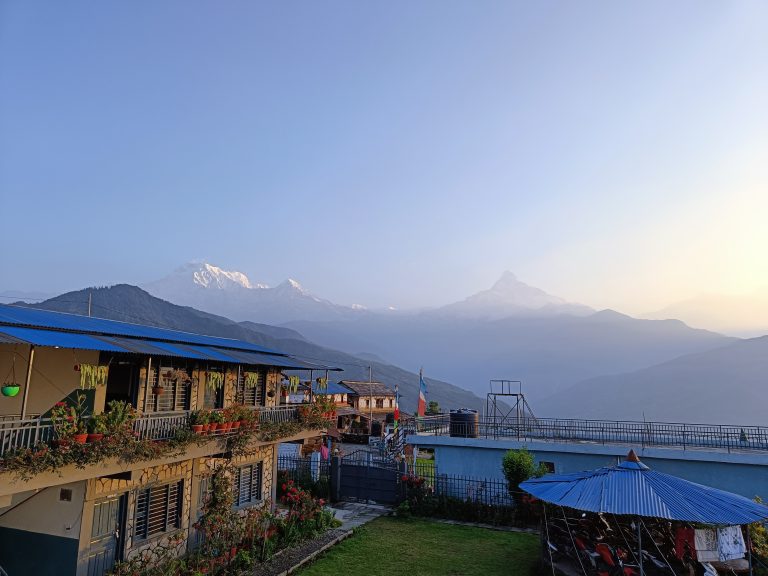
<box><xmin>426</xmin><ymin>401</ymin><xmax>440</xmax><ymax>415</ymax></box>
<box><xmin>501</xmin><ymin>447</ymin><xmax>548</xmax><ymax>504</ymax></box>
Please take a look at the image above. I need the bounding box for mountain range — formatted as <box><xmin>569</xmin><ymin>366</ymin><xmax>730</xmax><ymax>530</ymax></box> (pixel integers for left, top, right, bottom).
<box><xmin>538</xmin><ymin>336</ymin><xmax>768</xmax><ymax>425</ymax></box>
<box><xmin>22</xmin><ymin>284</ymin><xmax>487</xmax><ymax>414</ymax></box>
<box><xmin>9</xmin><ymin>261</ymin><xmax>767</xmax><ymax>424</ymax></box>
<box><xmin>645</xmin><ymin>289</ymin><xmax>768</xmax><ymax>336</ymax></box>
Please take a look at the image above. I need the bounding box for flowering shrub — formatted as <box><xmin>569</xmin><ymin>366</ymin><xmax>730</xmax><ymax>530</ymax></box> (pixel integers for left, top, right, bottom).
<box><xmin>108</xmin><ymin>467</ymin><xmax>339</xmax><ymax>576</ymax></box>
<box><xmin>279</xmin><ymin>479</ymin><xmax>335</xmax><ymax>545</ymax></box>
<box><xmin>50</xmin><ymin>393</ymin><xmax>90</xmax><ymax>438</ymax></box>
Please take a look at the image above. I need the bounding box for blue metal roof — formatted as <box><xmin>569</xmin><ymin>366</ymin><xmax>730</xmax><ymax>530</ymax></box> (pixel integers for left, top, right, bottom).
<box><xmin>0</xmin><ymin>304</ymin><xmax>341</xmax><ymax>371</ymax></box>
<box><xmin>0</xmin><ymin>326</ymin><xmax>129</xmax><ymax>353</ymax></box>
<box><xmin>520</xmin><ymin>452</ymin><xmax>768</xmax><ymax>524</ymax></box>
<box><xmin>312</xmin><ymin>381</ymin><xmax>353</xmax><ymax>395</ymax></box>
<box><xmin>0</xmin><ymin>304</ymin><xmax>281</xmax><ymax>354</ymax></box>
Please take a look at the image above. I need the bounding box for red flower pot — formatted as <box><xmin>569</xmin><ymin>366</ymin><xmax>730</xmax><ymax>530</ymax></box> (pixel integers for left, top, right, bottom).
<box><xmin>192</xmin><ymin>424</ymin><xmax>204</xmax><ymax>434</ymax></box>
<box><xmin>210</xmin><ymin>423</ymin><xmax>221</xmax><ymax>432</ymax></box>
<box><xmin>231</xmin><ymin>421</ymin><xmax>241</xmax><ymax>430</ymax></box>
<box><xmin>74</xmin><ymin>433</ymin><xmax>88</xmax><ymax>444</ymax></box>
<box><xmin>222</xmin><ymin>422</ymin><xmax>232</xmax><ymax>433</ymax></box>
<box><xmin>87</xmin><ymin>433</ymin><xmax>103</xmax><ymax>443</ymax></box>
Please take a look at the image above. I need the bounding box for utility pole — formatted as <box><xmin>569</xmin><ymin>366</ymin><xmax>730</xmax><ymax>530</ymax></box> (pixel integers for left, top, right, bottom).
<box><xmin>88</xmin><ymin>292</ymin><xmax>92</xmax><ymax>317</ymax></box>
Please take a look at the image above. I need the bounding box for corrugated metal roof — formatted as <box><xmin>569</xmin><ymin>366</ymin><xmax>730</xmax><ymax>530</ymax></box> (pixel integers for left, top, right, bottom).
<box><xmin>99</xmin><ymin>337</ymin><xmax>213</xmax><ymax>360</ymax></box>
<box><xmin>0</xmin><ymin>326</ymin><xmax>129</xmax><ymax>352</ymax></box>
<box><xmin>0</xmin><ymin>304</ymin><xmax>342</xmax><ymax>371</ymax></box>
<box><xmin>208</xmin><ymin>347</ymin><xmax>336</xmax><ymax>370</ymax></box>
<box><xmin>520</xmin><ymin>454</ymin><xmax>768</xmax><ymax>524</ymax></box>
<box><xmin>0</xmin><ymin>304</ymin><xmax>280</xmax><ymax>354</ymax></box>
<box><xmin>312</xmin><ymin>381</ymin><xmax>353</xmax><ymax>395</ymax></box>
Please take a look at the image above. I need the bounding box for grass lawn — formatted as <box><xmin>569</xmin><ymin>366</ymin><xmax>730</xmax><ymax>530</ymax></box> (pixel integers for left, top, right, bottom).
<box><xmin>297</xmin><ymin>516</ymin><xmax>541</xmax><ymax>576</ymax></box>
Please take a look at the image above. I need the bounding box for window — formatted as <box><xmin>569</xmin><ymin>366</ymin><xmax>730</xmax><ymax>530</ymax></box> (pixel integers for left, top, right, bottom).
<box><xmin>203</xmin><ymin>369</ymin><xmax>224</xmax><ymax>409</ymax></box>
<box><xmin>238</xmin><ymin>370</ymin><xmax>265</xmax><ymax>407</ymax></box>
<box><xmin>376</xmin><ymin>398</ymin><xmax>384</xmax><ymax>409</ymax></box>
<box><xmin>232</xmin><ymin>463</ymin><xmax>263</xmax><ymax>508</ymax></box>
<box><xmin>133</xmin><ymin>480</ymin><xmax>183</xmax><ymax>542</ymax></box>
<box><xmin>540</xmin><ymin>461</ymin><xmax>556</xmax><ymax>473</ymax></box>
<box><xmin>149</xmin><ymin>367</ymin><xmax>191</xmax><ymax>412</ymax></box>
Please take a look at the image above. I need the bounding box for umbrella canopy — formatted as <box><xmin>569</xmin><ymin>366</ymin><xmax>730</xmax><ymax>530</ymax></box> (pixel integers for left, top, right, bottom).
<box><xmin>520</xmin><ymin>450</ymin><xmax>768</xmax><ymax>525</ymax></box>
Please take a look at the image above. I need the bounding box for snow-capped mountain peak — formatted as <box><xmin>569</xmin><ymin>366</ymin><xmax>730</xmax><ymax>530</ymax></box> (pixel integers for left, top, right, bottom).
<box><xmin>143</xmin><ymin>262</ymin><xmax>363</xmax><ymax>324</ymax></box>
<box><xmin>191</xmin><ymin>263</ymin><xmax>265</xmax><ymax>290</ymax></box>
<box><xmin>433</xmin><ymin>271</ymin><xmax>592</xmax><ymax>319</ymax></box>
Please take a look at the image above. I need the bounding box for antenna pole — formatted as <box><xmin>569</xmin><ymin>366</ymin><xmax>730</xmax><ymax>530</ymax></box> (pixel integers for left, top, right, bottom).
<box><xmin>88</xmin><ymin>292</ymin><xmax>92</xmax><ymax>317</ymax></box>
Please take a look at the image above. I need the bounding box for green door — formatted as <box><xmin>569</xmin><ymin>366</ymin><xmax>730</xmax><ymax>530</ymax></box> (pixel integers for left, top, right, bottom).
<box><xmin>86</xmin><ymin>493</ymin><xmax>127</xmax><ymax>576</ymax></box>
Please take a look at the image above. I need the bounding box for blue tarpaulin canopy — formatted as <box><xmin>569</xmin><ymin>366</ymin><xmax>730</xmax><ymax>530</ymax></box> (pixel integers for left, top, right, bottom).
<box><xmin>520</xmin><ymin>450</ymin><xmax>768</xmax><ymax>525</ymax></box>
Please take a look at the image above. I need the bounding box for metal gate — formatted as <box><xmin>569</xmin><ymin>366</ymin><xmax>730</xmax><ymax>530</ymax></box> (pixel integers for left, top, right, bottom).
<box><xmin>337</xmin><ymin>450</ymin><xmax>403</xmax><ymax>504</ymax></box>
<box><xmin>86</xmin><ymin>493</ymin><xmax>127</xmax><ymax>576</ymax></box>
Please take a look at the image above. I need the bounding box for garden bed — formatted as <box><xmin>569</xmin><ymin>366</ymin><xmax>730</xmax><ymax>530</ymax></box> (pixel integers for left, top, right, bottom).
<box><xmin>251</xmin><ymin>528</ymin><xmax>349</xmax><ymax>576</ymax></box>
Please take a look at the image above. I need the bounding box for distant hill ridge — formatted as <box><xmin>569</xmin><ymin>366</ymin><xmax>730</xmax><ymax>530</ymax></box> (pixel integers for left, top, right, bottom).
<box><xmin>25</xmin><ymin>284</ymin><xmax>488</xmax><ymax>413</ymax></box>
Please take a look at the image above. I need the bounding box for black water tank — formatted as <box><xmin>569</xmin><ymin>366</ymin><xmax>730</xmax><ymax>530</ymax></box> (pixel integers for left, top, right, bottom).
<box><xmin>450</xmin><ymin>409</ymin><xmax>479</xmax><ymax>438</ymax></box>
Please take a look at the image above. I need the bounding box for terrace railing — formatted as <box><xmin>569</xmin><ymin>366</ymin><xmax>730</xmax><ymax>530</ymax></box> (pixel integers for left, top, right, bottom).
<box><xmin>0</xmin><ymin>416</ymin><xmax>54</xmax><ymax>458</ymax></box>
<box><xmin>134</xmin><ymin>410</ymin><xmax>191</xmax><ymax>441</ymax></box>
<box><xmin>0</xmin><ymin>404</ymin><xmax>310</xmax><ymax>458</ymax></box>
<box><xmin>257</xmin><ymin>404</ymin><xmax>301</xmax><ymax>425</ymax></box>
<box><xmin>413</xmin><ymin>414</ymin><xmax>768</xmax><ymax>453</ymax></box>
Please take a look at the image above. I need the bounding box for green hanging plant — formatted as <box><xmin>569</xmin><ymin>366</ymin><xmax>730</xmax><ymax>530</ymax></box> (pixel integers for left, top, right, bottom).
<box><xmin>244</xmin><ymin>372</ymin><xmax>260</xmax><ymax>389</ymax></box>
<box><xmin>79</xmin><ymin>364</ymin><xmax>109</xmax><ymax>390</ymax></box>
<box><xmin>316</xmin><ymin>377</ymin><xmax>328</xmax><ymax>391</ymax></box>
<box><xmin>289</xmin><ymin>375</ymin><xmax>300</xmax><ymax>393</ymax></box>
<box><xmin>206</xmin><ymin>371</ymin><xmax>224</xmax><ymax>391</ymax></box>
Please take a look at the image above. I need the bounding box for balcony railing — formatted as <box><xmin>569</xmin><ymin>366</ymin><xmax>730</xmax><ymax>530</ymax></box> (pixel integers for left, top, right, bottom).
<box><xmin>0</xmin><ymin>417</ymin><xmax>54</xmax><ymax>458</ymax></box>
<box><xmin>257</xmin><ymin>404</ymin><xmax>300</xmax><ymax>425</ymax></box>
<box><xmin>0</xmin><ymin>404</ymin><xmax>311</xmax><ymax>458</ymax></box>
<box><xmin>413</xmin><ymin>415</ymin><xmax>768</xmax><ymax>453</ymax></box>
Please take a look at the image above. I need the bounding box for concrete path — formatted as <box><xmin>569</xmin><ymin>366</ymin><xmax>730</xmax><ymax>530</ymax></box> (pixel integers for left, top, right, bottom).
<box><xmin>327</xmin><ymin>501</ymin><xmax>390</xmax><ymax>530</ymax></box>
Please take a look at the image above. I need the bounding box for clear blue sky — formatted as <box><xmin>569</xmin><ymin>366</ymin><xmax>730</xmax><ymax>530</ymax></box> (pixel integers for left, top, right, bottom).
<box><xmin>1</xmin><ymin>1</ymin><xmax>766</xmax><ymax>312</ymax></box>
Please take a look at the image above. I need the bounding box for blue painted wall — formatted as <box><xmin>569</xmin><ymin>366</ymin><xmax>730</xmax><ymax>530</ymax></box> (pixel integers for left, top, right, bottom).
<box><xmin>411</xmin><ymin>436</ymin><xmax>768</xmax><ymax>501</ymax></box>
<box><xmin>0</xmin><ymin>526</ymin><xmax>78</xmax><ymax>575</ymax></box>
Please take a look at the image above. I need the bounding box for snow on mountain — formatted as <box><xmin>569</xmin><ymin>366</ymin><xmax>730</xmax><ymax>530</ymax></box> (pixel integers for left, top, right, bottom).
<box><xmin>190</xmin><ymin>263</ymin><xmax>265</xmax><ymax>290</ymax></box>
<box><xmin>143</xmin><ymin>262</ymin><xmax>362</xmax><ymax>324</ymax></box>
<box><xmin>432</xmin><ymin>271</ymin><xmax>593</xmax><ymax>319</ymax></box>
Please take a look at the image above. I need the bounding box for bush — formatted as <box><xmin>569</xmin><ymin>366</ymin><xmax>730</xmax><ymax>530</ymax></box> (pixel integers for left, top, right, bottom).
<box><xmin>501</xmin><ymin>448</ymin><xmax>547</xmax><ymax>504</ymax></box>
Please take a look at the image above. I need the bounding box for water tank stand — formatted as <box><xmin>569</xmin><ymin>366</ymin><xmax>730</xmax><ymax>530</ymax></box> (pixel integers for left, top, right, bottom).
<box><xmin>486</xmin><ymin>380</ymin><xmax>537</xmax><ymax>439</ymax></box>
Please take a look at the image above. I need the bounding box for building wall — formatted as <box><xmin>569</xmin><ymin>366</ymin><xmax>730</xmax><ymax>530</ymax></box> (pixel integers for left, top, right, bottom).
<box><xmin>0</xmin><ymin>481</ymin><xmax>86</xmax><ymax>576</ymax></box>
<box><xmin>411</xmin><ymin>436</ymin><xmax>768</xmax><ymax>501</ymax></box>
<box><xmin>0</xmin><ymin>345</ymin><xmax>102</xmax><ymax>417</ymax></box>
<box><xmin>75</xmin><ymin>460</ymin><xmax>194</xmax><ymax>576</ymax></box>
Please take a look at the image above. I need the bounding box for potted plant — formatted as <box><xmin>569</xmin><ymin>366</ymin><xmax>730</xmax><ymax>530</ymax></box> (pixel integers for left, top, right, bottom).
<box><xmin>1</xmin><ymin>382</ymin><xmax>21</xmax><ymax>397</ymax></box>
<box><xmin>104</xmin><ymin>400</ymin><xmax>136</xmax><ymax>435</ymax></box>
<box><xmin>51</xmin><ymin>392</ymin><xmax>90</xmax><ymax>445</ymax></box>
<box><xmin>73</xmin><ymin>421</ymin><xmax>88</xmax><ymax>444</ymax></box>
<box><xmin>152</xmin><ymin>382</ymin><xmax>164</xmax><ymax>396</ymax></box>
<box><xmin>87</xmin><ymin>413</ymin><xmax>107</xmax><ymax>443</ymax></box>
<box><xmin>209</xmin><ymin>410</ymin><xmax>225</xmax><ymax>432</ymax></box>
<box><xmin>190</xmin><ymin>410</ymin><xmax>209</xmax><ymax>435</ymax></box>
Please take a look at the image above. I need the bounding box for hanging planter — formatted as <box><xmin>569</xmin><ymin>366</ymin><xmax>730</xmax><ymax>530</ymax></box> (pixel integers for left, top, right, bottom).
<box><xmin>152</xmin><ymin>385</ymin><xmax>164</xmax><ymax>396</ymax></box>
<box><xmin>169</xmin><ymin>368</ymin><xmax>191</xmax><ymax>385</ymax></box>
<box><xmin>79</xmin><ymin>364</ymin><xmax>109</xmax><ymax>390</ymax></box>
<box><xmin>3</xmin><ymin>355</ymin><xmax>22</xmax><ymax>397</ymax></box>
<box><xmin>2</xmin><ymin>384</ymin><xmax>20</xmax><ymax>397</ymax></box>
<box><xmin>206</xmin><ymin>371</ymin><xmax>224</xmax><ymax>391</ymax></box>
<box><xmin>244</xmin><ymin>372</ymin><xmax>260</xmax><ymax>389</ymax></box>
